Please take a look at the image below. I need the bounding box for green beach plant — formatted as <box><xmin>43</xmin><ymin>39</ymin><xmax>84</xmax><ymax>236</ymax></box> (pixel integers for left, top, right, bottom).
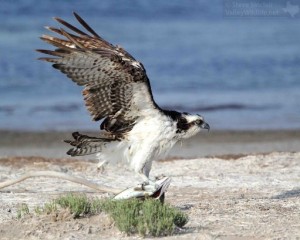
<box><xmin>15</xmin><ymin>193</ymin><xmax>188</xmax><ymax>237</ymax></box>
<box><xmin>99</xmin><ymin>198</ymin><xmax>188</xmax><ymax>236</ymax></box>
<box><xmin>16</xmin><ymin>203</ymin><xmax>30</xmax><ymax>219</ymax></box>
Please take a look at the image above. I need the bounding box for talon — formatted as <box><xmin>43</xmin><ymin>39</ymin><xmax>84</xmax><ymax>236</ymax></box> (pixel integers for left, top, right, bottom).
<box><xmin>148</xmin><ymin>179</ymin><xmax>159</xmax><ymax>187</ymax></box>
<box><xmin>141</xmin><ymin>181</ymin><xmax>150</xmax><ymax>190</ymax></box>
<box><xmin>97</xmin><ymin>160</ymin><xmax>108</xmax><ymax>172</ymax></box>
<box><xmin>134</xmin><ymin>182</ymin><xmax>147</xmax><ymax>191</ymax></box>
<box><xmin>143</xmin><ymin>180</ymin><xmax>159</xmax><ymax>191</ymax></box>
<box><xmin>134</xmin><ymin>180</ymin><xmax>158</xmax><ymax>191</ymax></box>
<box><xmin>155</xmin><ymin>174</ymin><xmax>166</xmax><ymax>181</ymax></box>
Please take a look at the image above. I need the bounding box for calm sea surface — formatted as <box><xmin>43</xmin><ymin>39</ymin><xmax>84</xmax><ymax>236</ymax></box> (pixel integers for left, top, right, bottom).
<box><xmin>1</xmin><ymin>0</ymin><xmax>300</xmax><ymax>131</ymax></box>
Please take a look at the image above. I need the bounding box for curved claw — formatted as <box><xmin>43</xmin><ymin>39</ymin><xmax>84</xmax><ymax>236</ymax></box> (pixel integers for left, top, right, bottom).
<box><xmin>114</xmin><ymin>177</ymin><xmax>171</xmax><ymax>200</ymax></box>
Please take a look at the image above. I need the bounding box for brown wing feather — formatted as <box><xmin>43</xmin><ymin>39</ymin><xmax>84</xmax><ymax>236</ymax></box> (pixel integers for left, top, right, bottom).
<box><xmin>37</xmin><ymin>12</ymin><xmax>159</xmax><ymax>133</ymax></box>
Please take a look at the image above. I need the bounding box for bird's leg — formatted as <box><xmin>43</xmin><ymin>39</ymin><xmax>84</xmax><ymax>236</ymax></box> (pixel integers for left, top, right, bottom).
<box><xmin>137</xmin><ymin>163</ymin><xmax>158</xmax><ymax>191</ymax></box>
<box><xmin>135</xmin><ymin>172</ymin><xmax>158</xmax><ymax>191</ymax></box>
<box><xmin>132</xmin><ymin>155</ymin><xmax>158</xmax><ymax>189</ymax></box>
<box><xmin>138</xmin><ymin>172</ymin><xmax>157</xmax><ymax>186</ymax></box>
<box><xmin>154</xmin><ymin>173</ymin><xmax>166</xmax><ymax>181</ymax></box>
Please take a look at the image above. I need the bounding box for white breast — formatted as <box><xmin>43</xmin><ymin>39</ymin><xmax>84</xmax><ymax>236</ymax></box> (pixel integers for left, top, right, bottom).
<box><xmin>125</xmin><ymin>114</ymin><xmax>177</xmax><ymax>171</ymax></box>
<box><xmin>96</xmin><ymin>112</ymin><xmax>178</xmax><ymax>176</ymax></box>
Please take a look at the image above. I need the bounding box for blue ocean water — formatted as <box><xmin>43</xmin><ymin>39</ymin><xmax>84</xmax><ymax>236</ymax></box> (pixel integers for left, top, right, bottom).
<box><xmin>0</xmin><ymin>0</ymin><xmax>300</xmax><ymax>131</ymax></box>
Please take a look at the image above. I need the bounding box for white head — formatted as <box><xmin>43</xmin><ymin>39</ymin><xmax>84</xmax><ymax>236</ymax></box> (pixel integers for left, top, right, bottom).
<box><xmin>176</xmin><ymin>112</ymin><xmax>210</xmax><ymax>139</ymax></box>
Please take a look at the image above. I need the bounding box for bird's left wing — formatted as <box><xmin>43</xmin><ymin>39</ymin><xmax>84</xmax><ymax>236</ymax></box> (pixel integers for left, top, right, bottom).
<box><xmin>37</xmin><ymin>12</ymin><xmax>160</xmax><ymax>134</ymax></box>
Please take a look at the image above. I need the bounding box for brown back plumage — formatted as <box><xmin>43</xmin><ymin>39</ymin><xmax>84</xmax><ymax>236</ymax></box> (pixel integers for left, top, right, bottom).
<box><xmin>37</xmin><ymin>12</ymin><xmax>160</xmax><ymax>134</ymax></box>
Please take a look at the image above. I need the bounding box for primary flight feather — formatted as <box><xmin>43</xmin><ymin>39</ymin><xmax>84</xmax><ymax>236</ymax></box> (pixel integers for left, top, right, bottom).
<box><xmin>37</xmin><ymin>12</ymin><xmax>210</xmax><ymax>186</ymax></box>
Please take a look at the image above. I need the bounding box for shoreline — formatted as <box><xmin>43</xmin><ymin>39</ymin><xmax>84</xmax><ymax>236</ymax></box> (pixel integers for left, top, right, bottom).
<box><xmin>1</xmin><ymin>129</ymin><xmax>300</xmax><ymax>159</ymax></box>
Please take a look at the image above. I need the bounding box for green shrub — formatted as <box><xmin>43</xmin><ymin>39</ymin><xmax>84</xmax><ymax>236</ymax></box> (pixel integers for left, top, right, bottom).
<box><xmin>54</xmin><ymin>193</ymin><xmax>91</xmax><ymax>218</ymax></box>
<box><xmin>15</xmin><ymin>193</ymin><xmax>188</xmax><ymax>237</ymax></box>
<box><xmin>100</xmin><ymin>198</ymin><xmax>188</xmax><ymax>237</ymax></box>
<box><xmin>17</xmin><ymin>203</ymin><xmax>29</xmax><ymax>219</ymax></box>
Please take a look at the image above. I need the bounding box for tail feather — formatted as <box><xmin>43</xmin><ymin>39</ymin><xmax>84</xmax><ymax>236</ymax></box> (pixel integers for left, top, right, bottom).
<box><xmin>64</xmin><ymin>132</ymin><xmax>119</xmax><ymax>156</ymax></box>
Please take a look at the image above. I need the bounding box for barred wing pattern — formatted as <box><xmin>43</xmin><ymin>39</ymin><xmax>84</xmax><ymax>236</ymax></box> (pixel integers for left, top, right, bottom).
<box><xmin>37</xmin><ymin>12</ymin><xmax>159</xmax><ymax>134</ymax></box>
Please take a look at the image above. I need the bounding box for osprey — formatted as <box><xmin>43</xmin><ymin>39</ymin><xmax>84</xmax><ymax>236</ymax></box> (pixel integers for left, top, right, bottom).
<box><xmin>37</xmin><ymin>13</ymin><xmax>210</xmax><ymax>186</ymax></box>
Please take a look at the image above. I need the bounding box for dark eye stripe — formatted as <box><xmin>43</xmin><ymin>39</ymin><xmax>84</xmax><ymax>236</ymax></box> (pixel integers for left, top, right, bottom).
<box><xmin>196</xmin><ymin>119</ymin><xmax>203</xmax><ymax>125</ymax></box>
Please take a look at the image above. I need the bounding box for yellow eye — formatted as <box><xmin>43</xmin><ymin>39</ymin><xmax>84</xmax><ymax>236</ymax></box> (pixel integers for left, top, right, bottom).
<box><xmin>196</xmin><ymin>119</ymin><xmax>203</xmax><ymax>125</ymax></box>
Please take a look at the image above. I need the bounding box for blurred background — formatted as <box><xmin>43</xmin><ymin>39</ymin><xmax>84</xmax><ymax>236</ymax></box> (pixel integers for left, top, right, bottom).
<box><xmin>0</xmin><ymin>0</ymin><xmax>299</xmax><ymax>131</ymax></box>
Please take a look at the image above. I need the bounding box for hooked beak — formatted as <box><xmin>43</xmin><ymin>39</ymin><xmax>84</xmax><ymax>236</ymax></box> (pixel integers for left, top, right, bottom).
<box><xmin>200</xmin><ymin>121</ymin><xmax>210</xmax><ymax>131</ymax></box>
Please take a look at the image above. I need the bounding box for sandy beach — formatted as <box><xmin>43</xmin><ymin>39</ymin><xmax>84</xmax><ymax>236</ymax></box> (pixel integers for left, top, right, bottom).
<box><xmin>0</xmin><ymin>130</ymin><xmax>300</xmax><ymax>239</ymax></box>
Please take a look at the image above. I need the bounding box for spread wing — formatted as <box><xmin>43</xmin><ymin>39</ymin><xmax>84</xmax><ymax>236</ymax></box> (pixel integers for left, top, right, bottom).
<box><xmin>37</xmin><ymin>12</ymin><xmax>160</xmax><ymax>134</ymax></box>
